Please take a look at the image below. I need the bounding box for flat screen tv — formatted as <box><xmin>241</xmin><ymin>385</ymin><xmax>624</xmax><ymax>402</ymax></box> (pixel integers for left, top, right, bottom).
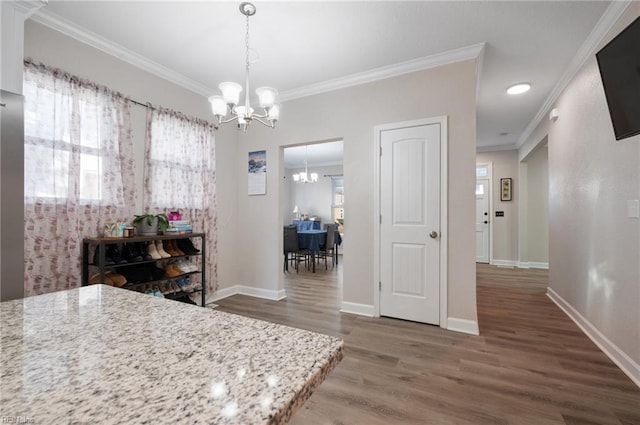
<box><xmin>595</xmin><ymin>16</ymin><xmax>640</xmax><ymax>141</ymax></box>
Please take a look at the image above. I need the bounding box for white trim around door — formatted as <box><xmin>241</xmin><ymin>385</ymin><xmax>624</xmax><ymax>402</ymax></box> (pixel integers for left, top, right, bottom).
<box><xmin>373</xmin><ymin>116</ymin><xmax>448</xmax><ymax>329</ymax></box>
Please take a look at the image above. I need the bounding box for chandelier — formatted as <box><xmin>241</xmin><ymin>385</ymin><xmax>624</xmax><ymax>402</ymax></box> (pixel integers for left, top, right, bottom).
<box><xmin>293</xmin><ymin>146</ymin><xmax>318</xmax><ymax>184</ymax></box>
<box><xmin>208</xmin><ymin>2</ymin><xmax>280</xmax><ymax>131</ymax></box>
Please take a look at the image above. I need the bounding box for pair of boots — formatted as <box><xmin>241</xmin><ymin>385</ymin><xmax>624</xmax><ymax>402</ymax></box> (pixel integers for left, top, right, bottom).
<box><xmin>147</xmin><ymin>240</ymin><xmax>172</xmax><ymax>260</ymax></box>
<box><xmin>163</xmin><ymin>239</ymin><xmax>184</xmax><ymax>257</ymax></box>
<box><xmin>176</xmin><ymin>238</ymin><xmax>200</xmax><ymax>255</ymax></box>
<box><xmin>123</xmin><ymin>243</ymin><xmax>153</xmax><ymax>262</ymax></box>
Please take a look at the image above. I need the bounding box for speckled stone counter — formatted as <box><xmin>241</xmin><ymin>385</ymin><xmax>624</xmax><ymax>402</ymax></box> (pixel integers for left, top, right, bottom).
<box><xmin>0</xmin><ymin>285</ymin><xmax>343</xmax><ymax>424</ymax></box>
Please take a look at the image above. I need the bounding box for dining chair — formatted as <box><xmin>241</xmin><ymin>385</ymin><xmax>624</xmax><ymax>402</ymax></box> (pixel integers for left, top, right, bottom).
<box><xmin>283</xmin><ymin>225</ymin><xmax>308</xmax><ymax>272</ymax></box>
<box><xmin>318</xmin><ymin>224</ymin><xmax>336</xmax><ymax>269</ymax></box>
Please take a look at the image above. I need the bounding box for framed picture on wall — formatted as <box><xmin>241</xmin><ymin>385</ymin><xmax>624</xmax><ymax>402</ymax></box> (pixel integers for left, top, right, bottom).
<box><xmin>500</xmin><ymin>178</ymin><xmax>512</xmax><ymax>201</ymax></box>
<box><xmin>248</xmin><ymin>150</ymin><xmax>267</xmax><ymax>195</ymax></box>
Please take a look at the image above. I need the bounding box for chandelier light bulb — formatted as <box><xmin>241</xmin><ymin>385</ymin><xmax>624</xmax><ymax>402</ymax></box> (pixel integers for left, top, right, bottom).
<box><xmin>208</xmin><ymin>95</ymin><xmax>228</xmax><ymax>117</ymax></box>
<box><xmin>219</xmin><ymin>82</ymin><xmax>242</xmax><ymax>106</ymax></box>
<box><xmin>256</xmin><ymin>87</ymin><xmax>278</xmax><ymax>108</ymax></box>
<box><xmin>268</xmin><ymin>104</ymin><xmax>280</xmax><ymax>121</ymax></box>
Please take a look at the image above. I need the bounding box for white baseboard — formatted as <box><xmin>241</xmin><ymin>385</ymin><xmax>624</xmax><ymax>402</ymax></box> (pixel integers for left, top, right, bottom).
<box><xmin>491</xmin><ymin>259</ymin><xmax>518</xmax><ymax>267</ymax></box>
<box><xmin>447</xmin><ymin>317</ymin><xmax>480</xmax><ymax>335</ymax></box>
<box><xmin>518</xmin><ymin>261</ymin><xmax>549</xmax><ymax>269</ymax></box>
<box><xmin>547</xmin><ymin>287</ymin><xmax>640</xmax><ymax>388</ymax></box>
<box><xmin>210</xmin><ymin>285</ymin><xmax>287</xmax><ymax>302</ymax></box>
<box><xmin>340</xmin><ymin>301</ymin><xmax>375</xmax><ymax>317</ymax></box>
<box><xmin>209</xmin><ymin>286</ymin><xmax>238</xmax><ymax>302</ymax></box>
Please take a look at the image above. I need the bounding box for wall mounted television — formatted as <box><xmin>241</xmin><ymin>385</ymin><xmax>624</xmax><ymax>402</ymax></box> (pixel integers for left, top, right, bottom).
<box><xmin>595</xmin><ymin>16</ymin><xmax>640</xmax><ymax>141</ymax></box>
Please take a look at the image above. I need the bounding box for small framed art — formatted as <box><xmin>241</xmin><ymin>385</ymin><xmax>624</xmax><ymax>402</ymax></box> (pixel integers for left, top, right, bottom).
<box><xmin>500</xmin><ymin>178</ymin><xmax>512</xmax><ymax>201</ymax></box>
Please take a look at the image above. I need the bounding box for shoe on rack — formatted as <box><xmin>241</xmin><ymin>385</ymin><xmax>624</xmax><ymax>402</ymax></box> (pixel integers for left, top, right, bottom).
<box><xmin>163</xmin><ymin>240</ymin><xmax>179</xmax><ymax>257</ymax></box>
<box><xmin>176</xmin><ymin>260</ymin><xmax>197</xmax><ymax>273</ymax></box>
<box><xmin>147</xmin><ymin>241</ymin><xmax>162</xmax><ymax>260</ymax></box>
<box><xmin>136</xmin><ymin>242</ymin><xmax>153</xmax><ymax>261</ymax></box>
<box><xmin>176</xmin><ymin>276</ymin><xmax>191</xmax><ymax>292</ymax></box>
<box><xmin>89</xmin><ymin>273</ymin><xmax>114</xmax><ymax>285</ymax></box>
<box><xmin>105</xmin><ymin>271</ymin><xmax>127</xmax><ymax>287</ymax></box>
<box><xmin>153</xmin><ymin>286</ymin><xmax>165</xmax><ymax>298</ymax></box>
<box><xmin>164</xmin><ymin>263</ymin><xmax>183</xmax><ymax>278</ymax></box>
<box><xmin>170</xmin><ymin>239</ymin><xmax>185</xmax><ymax>256</ymax></box>
<box><xmin>155</xmin><ymin>240</ymin><xmax>171</xmax><ymax>259</ymax></box>
<box><xmin>177</xmin><ymin>238</ymin><xmax>200</xmax><ymax>255</ymax></box>
<box><xmin>123</xmin><ymin>243</ymin><xmax>143</xmax><ymax>263</ymax></box>
<box><xmin>93</xmin><ymin>245</ymin><xmax>116</xmax><ymax>266</ymax></box>
<box><xmin>107</xmin><ymin>245</ymin><xmax>128</xmax><ymax>265</ymax></box>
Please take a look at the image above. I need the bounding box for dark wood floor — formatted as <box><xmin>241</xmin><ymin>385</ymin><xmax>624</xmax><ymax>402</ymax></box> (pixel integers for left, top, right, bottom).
<box><xmin>214</xmin><ymin>261</ymin><xmax>640</xmax><ymax>424</ymax></box>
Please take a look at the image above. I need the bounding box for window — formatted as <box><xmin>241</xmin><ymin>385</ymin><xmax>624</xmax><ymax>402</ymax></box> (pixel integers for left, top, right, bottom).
<box><xmin>23</xmin><ymin>64</ymin><xmax>130</xmax><ymax>206</ymax></box>
<box><xmin>476</xmin><ymin>164</ymin><xmax>489</xmax><ymax>178</ymax></box>
<box><xmin>145</xmin><ymin>109</ymin><xmax>215</xmax><ymax>210</ymax></box>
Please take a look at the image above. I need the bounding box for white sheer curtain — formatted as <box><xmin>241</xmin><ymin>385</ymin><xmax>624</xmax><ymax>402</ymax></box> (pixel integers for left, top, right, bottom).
<box><xmin>144</xmin><ymin>107</ymin><xmax>218</xmax><ymax>294</ymax></box>
<box><xmin>23</xmin><ymin>59</ymin><xmax>136</xmax><ymax>295</ymax></box>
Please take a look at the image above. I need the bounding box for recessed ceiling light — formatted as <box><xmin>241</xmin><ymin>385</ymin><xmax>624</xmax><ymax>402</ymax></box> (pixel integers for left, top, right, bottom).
<box><xmin>507</xmin><ymin>83</ymin><xmax>531</xmax><ymax>95</ymax></box>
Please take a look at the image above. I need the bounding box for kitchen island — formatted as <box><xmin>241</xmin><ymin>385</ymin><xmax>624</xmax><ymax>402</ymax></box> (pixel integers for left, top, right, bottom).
<box><xmin>0</xmin><ymin>285</ymin><xmax>343</xmax><ymax>424</ymax></box>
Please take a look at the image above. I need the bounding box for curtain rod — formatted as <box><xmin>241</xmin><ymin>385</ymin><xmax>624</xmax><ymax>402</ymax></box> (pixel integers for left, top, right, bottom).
<box><xmin>324</xmin><ymin>174</ymin><xmax>344</xmax><ymax>178</ymax></box>
<box><xmin>127</xmin><ymin>98</ymin><xmax>154</xmax><ymax>109</ymax></box>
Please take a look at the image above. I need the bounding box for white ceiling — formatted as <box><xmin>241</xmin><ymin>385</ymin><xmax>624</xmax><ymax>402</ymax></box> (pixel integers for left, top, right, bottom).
<box><xmin>35</xmin><ymin>1</ymin><xmax>614</xmax><ymax>151</ymax></box>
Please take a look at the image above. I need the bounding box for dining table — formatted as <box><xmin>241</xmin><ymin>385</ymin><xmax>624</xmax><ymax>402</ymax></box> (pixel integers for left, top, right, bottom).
<box><xmin>297</xmin><ymin>229</ymin><xmax>342</xmax><ymax>272</ymax></box>
<box><xmin>292</xmin><ymin>220</ymin><xmax>321</xmax><ymax>231</ymax></box>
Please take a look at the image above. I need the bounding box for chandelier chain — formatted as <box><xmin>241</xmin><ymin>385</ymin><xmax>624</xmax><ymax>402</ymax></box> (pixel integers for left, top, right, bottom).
<box><xmin>245</xmin><ymin>14</ymin><xmax>250</xmax><ymax>72</ymax></box>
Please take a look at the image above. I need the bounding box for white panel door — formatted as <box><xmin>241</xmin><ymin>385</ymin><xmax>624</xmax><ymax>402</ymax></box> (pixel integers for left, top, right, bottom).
<box><xmin>476</xmin><ymin>179</ymin><xmax>490</xmax><ymax>263</ymax></box>
<box><xmin>380</xmin><ymin>123</ymin><xmax>440</xmax><ymax>325</ymax></box>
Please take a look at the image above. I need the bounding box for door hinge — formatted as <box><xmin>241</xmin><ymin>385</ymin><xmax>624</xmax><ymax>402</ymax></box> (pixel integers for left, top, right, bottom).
<box><xmin>379</xmin><ymin>214</ymin><xmax>382</xmax><ymax>224</ymax></box>
<box><xmin>379</xmin><ymin>281</ymin><xmax>382</xmax><ymax>291</ymax></box>
<box><xmin>379</xmin><ymin>146</ymin><xmax>382</xmax><ymax>156</ymax></box>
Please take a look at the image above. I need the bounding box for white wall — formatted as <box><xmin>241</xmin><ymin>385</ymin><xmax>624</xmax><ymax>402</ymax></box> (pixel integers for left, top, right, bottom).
<box><xmin>525</xmin><ymin>145</ymin><xmax>548</xmax><ymax>264</ymax></box>
<box><xmin>286</xmin><ymin>164</ymin><xmax>343</xmax><ymax>225</ymax></box>
<box><xmin>23</xmin><ymin>20</ymin><xmax>240</xmax><ymax>294</ymax></box>
<box><xmin>476</xmin><ymin>150</ymin><xmax>519</xmax><ymax>263</ymax></box>
<box><xmin>228</xmin><ymin>59</ymin><xmax>479</xmax><ymax>324</ymax></box>
<box><xmin>520</xmin><ymin>5</ymin><xmax>639</xmax><ymax>383</ymax></box>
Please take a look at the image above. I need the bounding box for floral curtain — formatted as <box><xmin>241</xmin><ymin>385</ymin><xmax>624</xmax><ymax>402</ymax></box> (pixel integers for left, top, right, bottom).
<box><xmin>144</xmin><ymin>107</ymin><xmax>218</xmax><ymax>295</ymax></box>
<box><xmin>23</xmin><ymin>59</ymin><xmax>136</xmax><ymax>295</ymax></box>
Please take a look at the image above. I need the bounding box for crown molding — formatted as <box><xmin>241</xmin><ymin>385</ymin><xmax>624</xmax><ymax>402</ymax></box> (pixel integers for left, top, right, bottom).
<box><xmin>10</xmin><ymin>0</ymin><xmax>47</xmax><ymax>17</ymax></box>
<box><xmin>515</xmin><ymin>1</ymin><xmax>632</xmax><ymax>149</ymax></box>
<box><xmin>279</xmin><ymin>42</ymin><xmax>486</xmax><ymax>102</ymax></box>
<box><xmin>476</xmin><ymin>143</ymin><xmax>518</xmax><ymax>153</ymax></box>
<box><xmin>29</xmin><ymin>8</ymin><xmax>215</xmax><ymax>97</ymax></box>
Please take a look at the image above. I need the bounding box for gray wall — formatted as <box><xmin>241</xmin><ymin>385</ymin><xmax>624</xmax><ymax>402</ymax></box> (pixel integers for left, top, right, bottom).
<box><xmin>231</xmin><ymin>59</ymin><xmax>479</xmax><ymax>323</ymax></box>
<box><xmin>519</xmin><ymin>4</ymin><xmax>639</xmax><ymax>374</ymax></box>
<box><xmin>286</xmin><ymin>164</ymin><xmax>343</xmax><ymax>225</ymax></box>
<box><xmin>525</xmin><ymin>145</ymin><xmax>548</xmax><ymax>264</ymax></box>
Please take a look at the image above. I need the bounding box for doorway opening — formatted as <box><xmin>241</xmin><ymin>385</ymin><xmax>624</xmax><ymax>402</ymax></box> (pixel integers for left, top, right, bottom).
<box><xmin>281</xmin><ymin>139</ymin><xmax>344</xmax><ymax>308</ymax></box>
<box><xmin>476</xmin><ymin>162</ymin><xmax>493</xmax><ymax>264</ymax></box>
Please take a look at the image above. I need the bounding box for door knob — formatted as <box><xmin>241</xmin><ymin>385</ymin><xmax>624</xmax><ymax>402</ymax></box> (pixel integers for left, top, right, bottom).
<box><xmin>484</xmin><ymin>221</ymin><xmax>488</xmax><ymax>224</ymax></box>
<box><xmin>429</xmin><ymin>231</ymin><xmax>438</xmax><ymax>239</ymax></box>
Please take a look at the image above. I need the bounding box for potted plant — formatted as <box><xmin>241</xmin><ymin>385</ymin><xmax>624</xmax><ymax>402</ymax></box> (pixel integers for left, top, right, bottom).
<box><xmin>133</xmin><ymin>213</ymin><xmax>169</xmax><ymax>236</ymax></box>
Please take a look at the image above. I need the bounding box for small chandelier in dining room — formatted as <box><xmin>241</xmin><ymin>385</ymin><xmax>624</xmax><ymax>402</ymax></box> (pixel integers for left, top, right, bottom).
<box><xmin>208</xmin><ymin>2</ymin><xmax>280</xmax><ymax>131</ymax></box>
<box><xmin>293</xmin><ymin>146</ymin><xmax>318</xmax><ymax>184</ymax></box>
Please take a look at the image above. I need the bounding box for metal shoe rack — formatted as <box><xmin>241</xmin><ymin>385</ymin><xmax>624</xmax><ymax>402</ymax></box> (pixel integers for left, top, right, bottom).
<box><xmin>81</xmin><ymin>233</ymin><xmax>206</xmax><ymax>307</ymax></box>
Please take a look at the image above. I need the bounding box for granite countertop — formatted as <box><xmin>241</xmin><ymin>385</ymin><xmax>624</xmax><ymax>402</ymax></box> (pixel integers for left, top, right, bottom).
<box><xmin>0</xmin><ymin>285</ymin><xmax>343</xmax><ymax>424</ymax></box>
